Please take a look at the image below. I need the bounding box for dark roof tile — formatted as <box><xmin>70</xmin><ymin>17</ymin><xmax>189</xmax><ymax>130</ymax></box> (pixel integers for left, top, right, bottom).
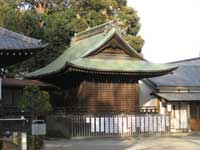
<box><xmin>154</xmin><ymin>92</ymin><xmax>200</xmax><ymax>101</ymax></box>
<box><xmin>148</xmin><ymin>57</ymin><xmax>200</xmax><ymax>87</ymax></box>
<box><xmin>0</xmin><ymin>27</ymin><xmax>47</xmax><ymax>50</ymax></box>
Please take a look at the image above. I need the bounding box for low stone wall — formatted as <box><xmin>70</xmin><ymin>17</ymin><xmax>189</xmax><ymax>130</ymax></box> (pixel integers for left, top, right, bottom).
<box><xmin>46</xmin><ymin>115</ymin><xmax>72</xmax><ymax>138</ymax></box>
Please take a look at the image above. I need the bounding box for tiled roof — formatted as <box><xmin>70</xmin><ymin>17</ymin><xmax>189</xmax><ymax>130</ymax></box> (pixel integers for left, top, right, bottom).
<box><xmin>154</xmin><ymin>92</ymin><xmax>200</xmax><ymax>101</ymax></box>
<box><xmin>0</xmin><ymin>27</ymin><xmax>47</xmax><ymax>51</ymax></box>
<box><xmin>148</xmin><ymin>57</ymin><xmax>200</xmax><ymax>87</ymax></box>
<box><xmin>25</xmin><ymin>22</ymin><xmax>177</xmax><ymax>79</ymax></box>
<box><xmin>168</xmin><ymin>57</ymin><xmax>200</xmax><ymax>66</ymax></box>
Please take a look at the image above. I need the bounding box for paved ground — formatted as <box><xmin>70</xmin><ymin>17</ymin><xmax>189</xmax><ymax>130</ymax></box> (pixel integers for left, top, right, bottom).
<box><xmin>43</xmin><ymin>135</ymin><xmax>200</xmax><ymax>150</ymax></box>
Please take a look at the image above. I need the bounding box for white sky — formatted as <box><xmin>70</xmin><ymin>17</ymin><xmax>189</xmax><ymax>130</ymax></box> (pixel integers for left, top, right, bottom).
<box><xmin>127</xmin><ymin>0</ymin><xmax>200</xmax><ymax>63</ymax></box>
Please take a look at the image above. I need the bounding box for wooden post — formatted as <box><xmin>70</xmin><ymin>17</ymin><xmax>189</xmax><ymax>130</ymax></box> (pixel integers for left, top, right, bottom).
<box><xmin>21</xmin><ymin>132</ymin><xmax>27</xmax><ymax>150</ymax></box>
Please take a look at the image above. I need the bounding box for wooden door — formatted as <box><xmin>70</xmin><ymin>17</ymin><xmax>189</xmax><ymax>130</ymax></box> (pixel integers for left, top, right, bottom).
<box><xmin>190</xmin><ymin>103</ymin><xmax>200</xmax><ymax>131</ymax></box>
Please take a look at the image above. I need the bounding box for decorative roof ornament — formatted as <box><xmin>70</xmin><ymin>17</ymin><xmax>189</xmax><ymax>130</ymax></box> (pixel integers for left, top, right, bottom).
<box><xmin>72</xmin><ymin>20</ymin><xmax>122</xmax><ymax>44</ymax></box>
<box><xmin>103</xmin><ymin>20</ymin><xmax>118</xmax><ymax>34</ymax></box>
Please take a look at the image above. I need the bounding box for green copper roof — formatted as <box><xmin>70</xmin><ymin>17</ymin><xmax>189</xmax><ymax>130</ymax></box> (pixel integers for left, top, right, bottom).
<box><xmin>71</xmin><ymin>58</ymin><xmax>176</xmax><ymax>73</ymax></box>
<box><xmin>26</xmin><ymin>23</ymin><xmax>177</xmax><ymax>79</ymax></box>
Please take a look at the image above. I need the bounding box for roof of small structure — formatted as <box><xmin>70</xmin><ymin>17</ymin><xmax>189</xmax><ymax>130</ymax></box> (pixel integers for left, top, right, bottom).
<box><xmin>0</xmin><ymin>27</ymin><xmax>47</xmax><ymax>51</ymax></box>
<box><xmin>25</xmin><ymin>22</ymin><xmax>177</xmax><ymax>79</ymax></box>
<box><xmin>148</xmin><ymin>57</ymin><xmax>200</xmax><ymax>87</ymax></box>
<box><xmin>1</xmin><ymin>78</ymin><xmax>56</xmax><ymax>89</ymax></box>
<box><xmin>154</xmin><ymin>92</ymin><xmax>200</xmax><ymax>102</ymax></box>
<box><xmin>0</xmin><ymin>27</ymin><xmax>47</xmax><ymax>67</ymax></box>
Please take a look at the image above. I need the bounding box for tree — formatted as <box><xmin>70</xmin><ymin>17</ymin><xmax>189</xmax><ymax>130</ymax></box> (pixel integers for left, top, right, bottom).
<box><xmin>18</xmin><ymin>86</ymin><xmax>51</xmax><ymax>119</ymax></box>
<box><xmin>1</xmin><ymin>0</ymin><xmax>144</xmax><ymax>76</ymax></box>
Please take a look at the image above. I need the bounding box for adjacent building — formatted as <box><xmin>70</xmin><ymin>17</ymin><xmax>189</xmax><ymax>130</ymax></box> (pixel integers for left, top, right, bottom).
<box><xmin>0</xmin><ymin>78</ymin><xmax>55</xmax><ymax>117</ymax></box>
<box><xmin>0</xmin><ymin>27</ymin><xmax>48</xmax><ymax>115</ymax></box>
<box><xmin>140</xmin><ymin>57</ymin><xmax>200</xmax><ymax>131</ymax></box>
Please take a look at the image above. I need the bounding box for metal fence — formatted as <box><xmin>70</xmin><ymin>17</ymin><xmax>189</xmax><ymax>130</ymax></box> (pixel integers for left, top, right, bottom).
<box><xmin>0</xmin><ymin>107</ymin><xmax>31</xmax><ymax>132</ymax></box>
<box><xmin>72</xmin><ymin>113</ymin><xmax>170</xmax><ymax>137</ymax></box>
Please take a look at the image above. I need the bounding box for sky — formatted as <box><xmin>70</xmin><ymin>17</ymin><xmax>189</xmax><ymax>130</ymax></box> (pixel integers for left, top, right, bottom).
<box><xmin>127</xmin><ymin>0</ymin><xmax>200</xmax><ymax>63</ymax></box>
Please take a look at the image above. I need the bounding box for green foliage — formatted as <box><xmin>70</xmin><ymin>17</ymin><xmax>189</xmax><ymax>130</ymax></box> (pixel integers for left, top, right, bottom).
<box><xmin>18</xmin><ymin>86</ymin><xmax>51</xmax><ymax>118</ymax></box>
<box><xmin>1</xmin><ymin>0</ymin><xmax>144</xmax><ymax>76</ymax></box>
<box><xmin>118</xmin><ymin>7</ymin><xmax>140</xmax><ymax>35</ymax></box>
<box><xmin>124</xmin><ymin>35</ymin><xmax>145</xmax><ymax>53</ymax></box>
<box><xmin>0</xmin><ymin>1</ymin><xmax>21</xmax><ymax>29</ymax></box>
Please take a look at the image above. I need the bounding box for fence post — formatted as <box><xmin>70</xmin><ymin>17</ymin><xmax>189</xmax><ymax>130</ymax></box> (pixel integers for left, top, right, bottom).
<box><xmin>21</xmin><ymin>132</ymin><xmax>27</xmax><ymax>150</ymax></box>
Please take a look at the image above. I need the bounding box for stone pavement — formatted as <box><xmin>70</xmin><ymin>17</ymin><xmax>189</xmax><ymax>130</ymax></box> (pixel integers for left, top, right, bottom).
<box><xmin>43</xmin><ymin>135</ymin><xmax>200</xmax><ymax>150</ymax></box>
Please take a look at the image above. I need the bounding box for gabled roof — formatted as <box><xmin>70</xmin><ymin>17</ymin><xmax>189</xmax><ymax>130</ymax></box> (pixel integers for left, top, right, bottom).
<box><xmin>148</xmin><ymin>57</ymin><xmax>200</xmax><ymax>87</ymax></box>
<box><xmin>0</xmin><ymin>27</ymin><xmax>47</xmax><ymax>51</ymax></box>
<box><xmin>26</xmin><ymin>22</ymin><xmax>177</xmax><ymax>79</ymax></box>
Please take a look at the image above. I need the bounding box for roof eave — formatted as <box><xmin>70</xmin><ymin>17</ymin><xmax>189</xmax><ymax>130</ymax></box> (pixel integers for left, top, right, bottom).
<box><xmin>26</xmin><ymin>60</ymin><xmax>177</xmax><ymax>80</ymax></box>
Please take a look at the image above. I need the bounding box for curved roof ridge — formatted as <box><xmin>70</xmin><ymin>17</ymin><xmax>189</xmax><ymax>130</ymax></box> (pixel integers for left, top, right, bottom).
<box><xmin>72</xmin><ymin>21</ymin><xmax>119</xmax><ymax>43</ymax></box>
<box><xmin>114</xmin><ymin>29</ymin><xmax>145</xmax><ymax>60</ymax></box>
<box><xmin>75</xmin><ymin>21</ymin><xmax>114</xmax><ymax>37</ymax></box>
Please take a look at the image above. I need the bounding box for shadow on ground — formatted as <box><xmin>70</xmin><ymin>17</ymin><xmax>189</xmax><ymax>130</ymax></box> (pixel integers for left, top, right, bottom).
<box><xmin>43</xmin><ymin>135</ymin><xmax>200</xmax><ymax>150</ymax></box>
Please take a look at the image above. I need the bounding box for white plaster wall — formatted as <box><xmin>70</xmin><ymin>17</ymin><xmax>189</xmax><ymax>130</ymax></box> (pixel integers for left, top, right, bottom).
<box><xmin>139</xmin><ymin>80</ymin><xmax>157</xmax><ymax>106</ymax></box>
<box><xmin>174</xmin><ymin>103</ymin><xmax>180</xmax><ymax>129</ymax></box>
<box><xmin>180</xmin><ymin>103</ymin><xmax>188</xmax><ymax>129</ymax></box>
